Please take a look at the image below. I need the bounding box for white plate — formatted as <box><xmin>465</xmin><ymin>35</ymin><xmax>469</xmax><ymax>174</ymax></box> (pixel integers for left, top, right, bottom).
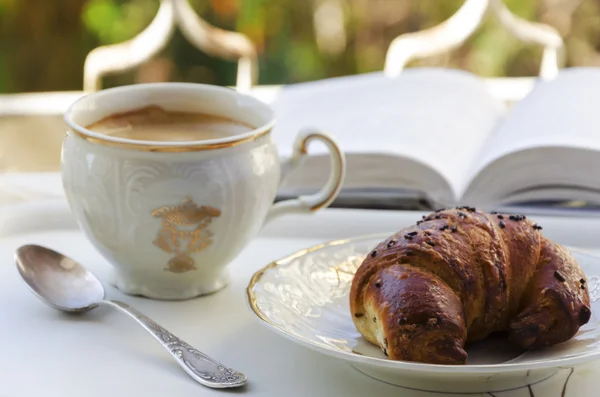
<box><xmin>246</xmin><ymin>233</ymin><xmax>600</xmax><ymax>394</ymax></box>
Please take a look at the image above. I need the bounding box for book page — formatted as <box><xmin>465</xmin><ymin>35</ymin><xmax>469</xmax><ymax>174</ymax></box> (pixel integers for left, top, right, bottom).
<box><xmin>464</xmin><ymin>67</ymin><xmax>600</xmax><ymax>197</ymax></box>
<box><xmin>270</xmin><ymin>68</ymin><xmax>507</xmax><ymax>203</ymax></box>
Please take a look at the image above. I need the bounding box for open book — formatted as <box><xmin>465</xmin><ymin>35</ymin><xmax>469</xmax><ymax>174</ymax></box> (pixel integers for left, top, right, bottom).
<box><xmin>269</xmin><ymin>67</ymin><xmax>600</xmax><ymax>213</ymax></box>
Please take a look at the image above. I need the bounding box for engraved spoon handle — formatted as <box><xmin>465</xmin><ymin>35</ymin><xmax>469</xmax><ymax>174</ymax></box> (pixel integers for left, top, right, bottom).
<box><xmin>99</xmin><ymin>299</ymin><xmax>247</xmax><ymax>389</ymax></box>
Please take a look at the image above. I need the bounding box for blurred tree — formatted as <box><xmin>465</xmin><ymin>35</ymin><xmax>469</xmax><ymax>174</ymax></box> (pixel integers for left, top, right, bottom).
<box><xmin>0</xmin><ymin>0</ymin><xmax>598</xmax><ymax>93</ymax></box>
<box><xmin>0</xmin><ymin>0</ymin><xmax>92</xmax><ymax>92</ymax></box>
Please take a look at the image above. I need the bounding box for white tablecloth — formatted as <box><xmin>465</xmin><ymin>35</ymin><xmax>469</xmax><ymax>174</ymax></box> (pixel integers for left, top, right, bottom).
<box><xmin>1</xmin><ymin>173</ymin><xmax>600</xmax><ymax>397</ymax></box>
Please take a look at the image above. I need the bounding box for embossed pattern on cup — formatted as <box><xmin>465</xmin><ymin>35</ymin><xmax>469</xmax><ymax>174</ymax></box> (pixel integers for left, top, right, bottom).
<box><xmin>62</xmin><ymin>132</ymin><xmax>280</xmax><ymax>299</ymax></box>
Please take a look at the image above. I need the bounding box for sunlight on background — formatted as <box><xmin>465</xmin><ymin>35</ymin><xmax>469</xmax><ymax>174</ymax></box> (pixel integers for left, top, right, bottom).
<box><xmin>314</xmin><ymin>0</ymin><xmax>347</xmax><ymax>56</ymax></box>
<box><xmin>83</xmin><ymin>0</ymin><xmax>160</xmax><ymax>44</ymax></box>
<box><xmin>0</xmin><ymin>0</ymin><xmax>599</xmax><ymax>92</ymax></box>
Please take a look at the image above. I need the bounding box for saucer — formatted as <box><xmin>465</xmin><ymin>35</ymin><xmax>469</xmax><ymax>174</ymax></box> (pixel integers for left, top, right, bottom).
<box><xmin>246</xmin><ymin>233</ymin><xmax>600</xmax><ymax>394</ymax></box>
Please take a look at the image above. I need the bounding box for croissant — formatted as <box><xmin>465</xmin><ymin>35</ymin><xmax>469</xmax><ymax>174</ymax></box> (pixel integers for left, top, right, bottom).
<box><xmin>350</xmin><ymin>207</ymin><xmax>591</xmax><ymax>365</ymax></box>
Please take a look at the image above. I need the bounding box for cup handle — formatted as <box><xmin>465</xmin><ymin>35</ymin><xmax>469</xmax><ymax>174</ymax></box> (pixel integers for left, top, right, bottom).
<box><xmin>264</xmin><ymin>129</ymin><xmax>346</xmax><ymax>225</ymax></box>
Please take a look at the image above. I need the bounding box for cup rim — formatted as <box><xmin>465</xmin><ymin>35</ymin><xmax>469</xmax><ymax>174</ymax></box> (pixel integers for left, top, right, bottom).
<box><xmin>63</xmin><ymin>82</ymin><xmax>277</xmax><ymax>152</ymax></box>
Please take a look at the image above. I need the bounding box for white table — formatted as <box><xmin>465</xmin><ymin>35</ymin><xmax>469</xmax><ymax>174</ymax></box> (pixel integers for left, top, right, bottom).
<box><xmin>2</xmin><ymin>194</ymin><xmax>600</xmax><ymax>396</ymax></box>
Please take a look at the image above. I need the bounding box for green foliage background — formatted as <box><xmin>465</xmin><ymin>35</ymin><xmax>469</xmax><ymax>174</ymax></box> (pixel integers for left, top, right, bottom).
<box><xmin>0</xmin><ymin>0</ymin><xmax>598</xmax><ymax>93</ymax></box>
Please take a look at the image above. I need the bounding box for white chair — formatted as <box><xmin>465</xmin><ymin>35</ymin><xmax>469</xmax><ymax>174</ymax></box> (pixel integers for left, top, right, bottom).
<box><xmin>383</xmin><ymin>0</ymin><xmax>564</xmax><ymax>104</ymax></box>
<box><xmin>0</xmin><ymin>0</ymin><xmax>260</xmax><ymax>118</ymax></box>
<box><xmin>83</xmin><ymin>0</ymin><xmax>258</xmax><ymax>94</ymax></box>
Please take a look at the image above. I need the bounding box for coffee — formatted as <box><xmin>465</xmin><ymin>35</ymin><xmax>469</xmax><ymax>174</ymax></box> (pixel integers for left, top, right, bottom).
<box><xmin>86</xmin><ymin>105</ymin><xmax>254</xmax><ymax>142</ymax></box>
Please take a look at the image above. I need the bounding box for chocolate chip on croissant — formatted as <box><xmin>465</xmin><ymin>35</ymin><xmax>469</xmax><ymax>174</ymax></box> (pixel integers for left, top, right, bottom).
<box><xmin>350</xmin><ymin>207</ymin><xmax>591</xmax><ymax>365</ymax></box>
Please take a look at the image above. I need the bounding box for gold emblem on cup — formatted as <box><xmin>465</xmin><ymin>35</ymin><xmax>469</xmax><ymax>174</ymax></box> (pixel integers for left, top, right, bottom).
<box><xmin>151</xmin><ymin>196</ymin><xmax>221</xmax><ymax>273</ymax></box>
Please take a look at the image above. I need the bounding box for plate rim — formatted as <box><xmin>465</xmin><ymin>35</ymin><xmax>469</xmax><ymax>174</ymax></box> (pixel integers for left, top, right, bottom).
<box><xmin>246</xmin><ymin>232</ymin><xmax>600</xmax><ymax>374</ymax></box>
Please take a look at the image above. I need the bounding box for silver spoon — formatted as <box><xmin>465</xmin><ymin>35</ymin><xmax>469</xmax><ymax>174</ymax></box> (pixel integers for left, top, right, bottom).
<box><xmin>15</xmin><ymin>244</ymin><xmax>247</xmax><ymax>389</ymax></box>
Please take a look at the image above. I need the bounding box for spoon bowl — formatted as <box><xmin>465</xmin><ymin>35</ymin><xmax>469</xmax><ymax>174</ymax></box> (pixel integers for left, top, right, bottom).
<box><xmin>15</xmin><ymin>244</ymin><xmax>247</xmax><ymax>389</ymax></box>
<box><xmin>16</xmin><ymin>244</ymin><xmax>104</xmax><ymax>312</ymax></box>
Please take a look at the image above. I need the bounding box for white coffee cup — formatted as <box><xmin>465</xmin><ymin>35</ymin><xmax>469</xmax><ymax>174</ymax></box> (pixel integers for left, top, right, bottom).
<box><xmin>62</xmin><ymin>83</ymin><xmax>345</xmax><ymax>300</ymax></box>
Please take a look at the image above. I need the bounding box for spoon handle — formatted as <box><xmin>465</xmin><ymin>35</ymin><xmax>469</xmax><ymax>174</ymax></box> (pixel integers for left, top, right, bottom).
<box><xmin>100</xmin><ymin>299</ymin><xmax>247</xmax><ymax>389</ymax></box>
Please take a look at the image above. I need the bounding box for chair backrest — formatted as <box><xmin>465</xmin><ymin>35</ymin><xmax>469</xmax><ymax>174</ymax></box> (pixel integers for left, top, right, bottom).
<box><xmin>383</xmin><ymin>0</ymin><xmax>564</xmax><ymax>82</ymax></box>
<box><xmin>82</xmin><ymin>0</ymin><xmax>258</xmax><ymax>94</ymax></box>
